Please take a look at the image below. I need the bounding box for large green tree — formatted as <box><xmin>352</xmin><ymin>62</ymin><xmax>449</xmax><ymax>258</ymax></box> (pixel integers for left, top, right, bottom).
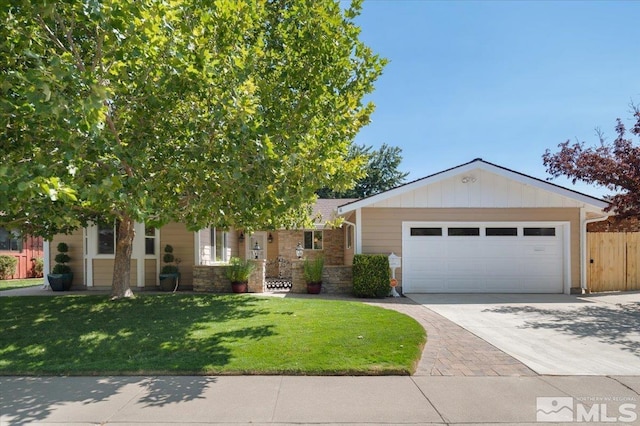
<box><xmin>0</xmin><ymin>0</ymin><xmax>385</xmax><ymax>298</ymax></box>
<box><xmin>317</xmin><ymin>143</ymin><xmax>409</xmax><ymax>198</ymax></box>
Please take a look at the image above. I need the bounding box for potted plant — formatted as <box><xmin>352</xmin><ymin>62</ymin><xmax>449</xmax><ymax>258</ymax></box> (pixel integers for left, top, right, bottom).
<box><xmin>303</xmin><ymin>256</ymin><xmax>324</xmax><ymax>294</ymax></box>
<box><xmin>225</xmin><ymin>257</ymin><xmax>255</xmax><ymax>293</ymax></box>
<box><xmin>159</xmin><ymin>244</ymin><xmax>180</xmax><ymax>291</ymax></box>
<box><xmin>47</xmin><ymin>242</ymin><xmax>73</xmax><ymax>291</ymax></box>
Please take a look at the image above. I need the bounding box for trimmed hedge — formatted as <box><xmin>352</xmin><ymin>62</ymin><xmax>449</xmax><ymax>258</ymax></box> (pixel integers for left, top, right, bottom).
<box><xmin>352</xmin><ymin>254</ymin><xmax>390</xmax><ymax>298</ymax></box>
<box><xmin>0</xmin><ymin>255</ymin><xmax>18</xmax><ymax>280</ymax></box>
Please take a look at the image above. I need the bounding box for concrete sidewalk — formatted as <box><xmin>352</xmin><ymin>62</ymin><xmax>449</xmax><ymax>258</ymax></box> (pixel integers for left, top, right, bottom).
<box><xmin>1</xmin><ymin>375</ymin><xmax>639</xmax><ymax>425</ymax></box>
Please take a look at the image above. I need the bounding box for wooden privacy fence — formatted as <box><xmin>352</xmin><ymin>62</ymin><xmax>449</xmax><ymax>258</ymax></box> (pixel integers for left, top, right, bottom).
<box><xmin>587</xmin><ymin>232</ymin><xmax>640</xmax><ymax>292</ymax></box>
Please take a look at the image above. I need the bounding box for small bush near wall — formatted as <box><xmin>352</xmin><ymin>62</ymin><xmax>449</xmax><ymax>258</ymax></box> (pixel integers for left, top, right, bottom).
<box><xmin>352</xmin><ymin>254</ymin><xmax>390</xmax><ymax>298</ymax></box>
<box><xmin>0</xmin><ymin>256</ymin><xmax>18</xmax><ymax>280</ymax></box>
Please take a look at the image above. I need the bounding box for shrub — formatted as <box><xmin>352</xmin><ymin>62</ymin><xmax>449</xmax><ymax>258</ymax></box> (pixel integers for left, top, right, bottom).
<box><xmin>352</xmin><ymin>254</ymin><xmax>390</xmax><ymax>298</ymax></box>
<box><xmin>303</xmin><ymin>256</ymin><xmax>324</xmax><ymax>283</ymax></box>
<box><xmin>0</xmin><ymin>255</ymin><xmax>18</xmax><ymax>280</ymax></box>
<box><xmin>225</xmin><ymin>257</ymin><xmax>255</xmax><ymax>283</ymax></box>
<box><xmin>32</xmin><ymin>257</ymin><xmax>44</xmax><ymax>277</ymax></box>
<box><xmin>51</xmin><ymin>242</ymin><xmax>71</xmax><ymax>274</ymax></box>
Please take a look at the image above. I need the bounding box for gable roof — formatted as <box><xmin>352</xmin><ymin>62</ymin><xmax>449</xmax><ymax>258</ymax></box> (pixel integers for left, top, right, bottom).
<box><xmin>337</xmin><ymin>158</ymin><xmax>608</xmax><ymax>214</ymax></box>
<box><xmin>313</xmin><ymin>198</ymin><xmax>358</xmax><ymax>224</ymax></box>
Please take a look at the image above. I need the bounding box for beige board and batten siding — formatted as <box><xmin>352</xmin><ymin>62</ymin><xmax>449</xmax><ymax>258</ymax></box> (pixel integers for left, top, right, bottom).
<box><xmin>360</xmin><ymin>207</ymin><xmax>581</xmax><ymax>290</ymax></box>
<box><xmin>160</xmin><ymin>222</ymin><xmax>195</xmax><ymax>287</ymax></box>
<box><xmin>93</xmin><ymin>259</ymin><xmax>137</xmax><ymax>287</ymax></box>
<box><xmin>50</xmin><ymin>230</ymin><xmax>84</xmax><ymax>287</ymax></box>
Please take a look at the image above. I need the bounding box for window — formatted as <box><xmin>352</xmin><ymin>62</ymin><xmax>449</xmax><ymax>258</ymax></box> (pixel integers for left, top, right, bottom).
<box><xmin>411</xmin><ymin>227</ymin><xmax>442</xmax><ymax>236</ymax></box>
<box><xmin>486</xmin><ymin>227</ymin><xmax>518</xmax><ymax>236</ymax></box>
<box><xmin>346</xmin><ymin>225</ymin><xmax>353</xmax><ymax>249</ymax></box>
<box><xmin>97</xmin><ymin>221</ymin><xmax>116</xmax><ymax>254</ymax></box>
<box><xmin>145</xmin><ymin>226</ymin><xmax>156</xmax><ymax>255</ymax></box>
<box><xmin>304</xmin><ymin>230</ymin><xmax>323</xmax><ymax>250</ymax></box>
<box><xmin>0</xmin><ymin>228</ymin><xmax>22</xmax><ymax>252</ymax></box>
<box><xmin>448</xmin><ymin>227</ymin><xmax>480</xmax><ymax>236</ymax></box>
<box><xmin>213</xmin><ymin>228</ymin><xmax>228</xmax><ymax>262</ymax></box>
<box><xmin>523</xmin><ymin>227</ymin><xmax>556</xmax><ymax>236</ymax></box>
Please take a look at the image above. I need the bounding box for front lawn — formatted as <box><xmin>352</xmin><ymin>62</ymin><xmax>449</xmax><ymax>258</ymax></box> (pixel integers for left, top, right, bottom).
<box><xmin>0</xmin><ymin>278</ymin><xmax>42</xmax><ymax>292</ymax></box>
<box><xmin>0</xmin><ymin>294</ymin><xmax>426</xmax><ymax>375</ymax></box>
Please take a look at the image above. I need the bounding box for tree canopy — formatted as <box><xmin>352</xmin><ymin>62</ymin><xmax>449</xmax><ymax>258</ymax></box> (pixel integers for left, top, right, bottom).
<box><xmin>543</xmin><ymin>107</ymin><xmax>640</xmax><ymax>216</ymax></box>
<box><xmin>0</xmin><ymin>0</ymin><xmax>386</xmax><ymax>297</ymax></box>
<box><xmin>316</xmin><ymin>143</ymin><xmax>409</xmax><ymax>198</ymax></box>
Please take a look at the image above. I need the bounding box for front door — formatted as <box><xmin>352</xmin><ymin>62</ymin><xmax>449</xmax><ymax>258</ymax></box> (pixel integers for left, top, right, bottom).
<box><xmin>246</xmin><ymin>232</ymin><xmax>268</xmax><ymax>260</ymax></box>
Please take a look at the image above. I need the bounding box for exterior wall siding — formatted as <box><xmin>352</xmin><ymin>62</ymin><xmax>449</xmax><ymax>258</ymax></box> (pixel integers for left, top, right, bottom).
<box><xmin>93</xmin><ymin>259</ymin><xmax>137</xmax><ymax>287</ymax></box>
<box><xmin>368</xmin><ymin>169</ymin><xmax>589</xmax><ymax>209</ymax></box>
<box><xmin>144</xmin><ymin>259</ymin><xmax>157</xmax><ymax>287</ymax></box>
<box><xmin>360</xmin><ymin>207</ymin><xmax>582</xmax><ymax>290</ymax></box>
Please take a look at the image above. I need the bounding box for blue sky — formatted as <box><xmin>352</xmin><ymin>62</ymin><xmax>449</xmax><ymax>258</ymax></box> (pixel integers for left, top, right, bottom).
<box><xmin>351</xmin><ymin>0</ymin><xmax>640</xmax><ymax>198</ymax></box>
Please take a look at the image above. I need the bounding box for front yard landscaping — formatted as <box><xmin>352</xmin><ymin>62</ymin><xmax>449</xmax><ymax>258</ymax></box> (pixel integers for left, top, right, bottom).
<box><xmin>0</xmin><ymin>294</ymin><xmax>426</xmax><ymax>375</ymax></box>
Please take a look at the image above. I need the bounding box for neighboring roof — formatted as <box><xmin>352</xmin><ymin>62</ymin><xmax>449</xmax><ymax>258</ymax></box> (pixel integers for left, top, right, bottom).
<box><xmin>313</xmin><ymin>198</ymin><xmax>358</xmax><ymax>224</ymax></box>
<box><xmin>337</xmin><ymin>158</ymin><xmax>608</xmax><ymax>214</ymax></box>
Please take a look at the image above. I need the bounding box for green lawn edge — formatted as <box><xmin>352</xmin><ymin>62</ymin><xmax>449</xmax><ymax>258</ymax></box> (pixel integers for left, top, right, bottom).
<box><xmin>0</xmin><ymin>294</ymin><xmax>426</xmax><ymax>376</ymax></box>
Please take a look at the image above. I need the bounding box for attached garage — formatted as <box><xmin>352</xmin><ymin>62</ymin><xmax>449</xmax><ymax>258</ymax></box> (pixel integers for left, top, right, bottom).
<box><xmin>337</xmin><ymin>159</ymin><xmax>609</xmax><ymax>294</ymax></box>
<box><xmin>402</xmin><ymin>221</ymin><xmax>568</xmax><ymax>293</ymax></box>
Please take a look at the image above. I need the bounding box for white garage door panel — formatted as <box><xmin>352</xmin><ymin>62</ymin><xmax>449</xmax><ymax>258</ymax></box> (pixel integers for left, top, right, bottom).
<box><xmin>402</xmin><ymin>222</ymin><xmax>566</xmax><ymax>293</ymax></box>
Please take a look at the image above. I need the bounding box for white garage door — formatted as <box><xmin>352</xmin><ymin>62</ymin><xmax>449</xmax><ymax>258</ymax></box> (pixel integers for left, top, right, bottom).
<box><xmin>402</xmin><ymin>222</ymin><xmax>567</xmax><ymax>293</ymax></box>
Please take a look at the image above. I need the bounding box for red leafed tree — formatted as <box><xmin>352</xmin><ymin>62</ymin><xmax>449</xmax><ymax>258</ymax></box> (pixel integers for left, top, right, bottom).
<box><xmin>543</xmin><ymin>107</ymin><xmax>640</xmax><ymax>216</ymax></box>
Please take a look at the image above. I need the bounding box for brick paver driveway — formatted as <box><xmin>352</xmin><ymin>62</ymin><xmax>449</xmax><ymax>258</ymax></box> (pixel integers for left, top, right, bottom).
<box><xmin>406</xmin><ymin>293</ymin><xmax>640</xmax><ymax>375</ymax></box>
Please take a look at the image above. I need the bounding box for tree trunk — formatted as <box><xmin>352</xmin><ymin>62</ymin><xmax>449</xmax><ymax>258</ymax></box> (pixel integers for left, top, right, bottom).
<box><xmin>111</xmin><ymin>215</ymin><xmax>136</xmax><ymax>299</ymax></box>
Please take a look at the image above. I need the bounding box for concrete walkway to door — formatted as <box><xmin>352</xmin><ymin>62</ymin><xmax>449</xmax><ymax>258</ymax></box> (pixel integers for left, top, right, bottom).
<box><xmin>407</xmin><ymin>293</ymin><xmax>640</xmax><ymax>375</ymax></box>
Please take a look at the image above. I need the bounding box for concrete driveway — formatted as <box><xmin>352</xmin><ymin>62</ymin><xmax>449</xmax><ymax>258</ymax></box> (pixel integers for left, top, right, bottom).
<box><xmin>407</xmin><ymin>292</ymin><xmax>640</xmax><ymax>375</ymax></box>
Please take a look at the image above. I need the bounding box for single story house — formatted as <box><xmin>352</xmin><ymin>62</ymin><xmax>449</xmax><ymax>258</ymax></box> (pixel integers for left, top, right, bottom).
<box><xmin>44</xmin><ymin>199</ymin><xmax>356</xmax><ymax>291</ymax></box>
<box><xmin>45</xmin><ymin>159</ymin><xmax>608</xmax><ymax>294</ymax></box>
<box><xmin>338</xmin><ymin>158</ymin><xmax>608</xmax><ymax>294</ymax></box>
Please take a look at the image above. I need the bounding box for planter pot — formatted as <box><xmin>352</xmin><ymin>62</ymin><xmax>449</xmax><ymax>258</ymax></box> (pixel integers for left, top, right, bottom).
<box><xmin>231</xmin><ymin>281</ymin><xmax>248</xmax><ymax>293</ymax></box>
<box><xmin>159</xmin><ymin>273</ymin><xmax>179</xmax><ymax>291</ymax></box>
<box><xmin>306</xmin><ymin>281</ymin><xmax>322</xmax><ymax>294</ymax></box>
<box><xmin>48</xmin><ymin>273</ymin><xmax>73</xmax><ymax>291</ymax></box>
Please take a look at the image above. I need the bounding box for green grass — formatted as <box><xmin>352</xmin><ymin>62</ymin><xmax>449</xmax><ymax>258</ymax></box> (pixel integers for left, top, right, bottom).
<box><xmin>0</xmin><ymin>294</ymin><xmax>426</xmax><ymax>375</ymax></box>
<box><xmin>0</xmin><ymin>278</ymin><xmax>42</xmax><ymax>291</ymax></box>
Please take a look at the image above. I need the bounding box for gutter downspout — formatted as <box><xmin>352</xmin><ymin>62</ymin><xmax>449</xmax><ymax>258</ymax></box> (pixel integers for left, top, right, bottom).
<box><xmin>581</xmin><ymin>211</ymin><xmax>610</xmax><ymax>293</ymax></box>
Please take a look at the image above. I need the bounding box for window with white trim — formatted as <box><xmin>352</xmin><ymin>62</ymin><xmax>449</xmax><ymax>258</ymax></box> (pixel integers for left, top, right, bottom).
<box><xmin>145</xmin><ymin>226</ymin><xmax>156</xmax><ymax>255</ymax></box>
<box><xmin>198</xmin><ymin>228</ymin><xmax>230</xmax><ymax>264</ymax></box>
<box><xmin>97</xmin><ymin>221</ymin><xmax>117</xmax><ymax>255</ymax></box>
<box><xmin>303</xmin><ymin>230</ymin><xmax>323</xmax><ymax>250</ymax></box>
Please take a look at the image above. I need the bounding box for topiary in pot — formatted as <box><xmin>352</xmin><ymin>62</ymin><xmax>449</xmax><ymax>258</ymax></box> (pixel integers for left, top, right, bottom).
<box><xmin>48</xmin><ymin>242</ymin><xmax>73</xmax><ymax>291</ymax></box>
<box><xmin>159</xmin><ymin>244</ymin><xmax>181</xmax><ymax>291</ymax></box>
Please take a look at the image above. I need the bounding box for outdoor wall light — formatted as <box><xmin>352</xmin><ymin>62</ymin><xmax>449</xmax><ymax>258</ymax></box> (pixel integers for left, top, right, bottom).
<box><xmin>295</xmin><ymin>242</ymin><xmax>304</xmax><ymax>259</ymax></box>
<box><xmin>238</xmin><ymin>231</ymin><xmax>245</xmax><ymax>242</ymax></box>
<box><xmin>268</xmin><ymin>232</ymin><xmax>273</xmax><ymax>243</ymax></box>
<box><xmin>252</xmin><ymin>241</ymin><xmax>261</xmax><ymax>259</ymax></box>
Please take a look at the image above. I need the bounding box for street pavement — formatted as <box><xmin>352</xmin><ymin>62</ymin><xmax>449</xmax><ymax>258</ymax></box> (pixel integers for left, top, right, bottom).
<box><xmin>1</xmin><ymin>375</ymin><xmax>639</xmax><ymax>425</ymax></box>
